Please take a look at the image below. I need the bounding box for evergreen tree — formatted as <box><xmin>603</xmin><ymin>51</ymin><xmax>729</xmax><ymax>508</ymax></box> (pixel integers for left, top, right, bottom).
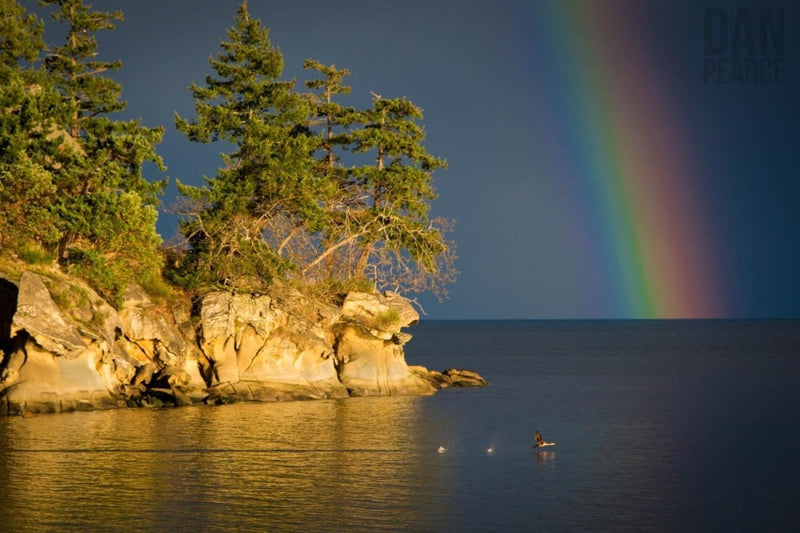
<box><xmin>176</xmin><ymin>1</ymin><xmax>456</xmax><ymax>299</ymax></box>
<box><xmin>0</xmin><ymin>0</ymin><xmax>61</xmax><ymax>250</ymax></box>
<box><xmin>175</xmin><ymin>1</ymin><xmax>327</xmax><ymax>289</ymax></box>
<box><xmin>301</xmin><ymin>59</ymin><xmax>359</xmax><ymax>280</ymax></box>
<box><xmin>0</xmin><ymin>0</ymin><xmax>43</xmax><ymax>67</ymax></box>
<box><xmin>39</xmin><ymin>0</ymin><xmax>166</xmax><ymax>302</ymax></box>
<box><xmin>303</xmin><ymin>59</ymin><xmax>352</xmax><ymax>174</ymax></box>
<box><xmin>302</xmin><ymin>94</ymin><xmax>457</xmax><ymax>298</ymax></box>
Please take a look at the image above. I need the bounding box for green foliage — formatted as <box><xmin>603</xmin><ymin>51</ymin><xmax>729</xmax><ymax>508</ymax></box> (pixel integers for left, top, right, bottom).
<box><xmin>174</xmin><ymin>2</ymin><xmax>329</xmax><ymax>289</ymax></box>
<box><xmin>40</xmin><ymin>0</ymin><xmax>126</xmax><ymax>122</ymax></box>
<box><xmin>0</xmin><ymin>150</ymin><xmax>59</xmax><ymax>247</ymax></box>
<box><xmin>314</xmin><ymin>93</ymin><xmax>456</xmax><ymax>299</ymax></box>
<box><xmin>17</xmin><ymin>242</ymin><xmax>54</xmax><ymax>265</ymax></box>
<box><xmin>0</xmin><ymin>0</ymin><xmax>44</xmax><ymax>68</ymax></box>
<box><xmin>62</xmin><ymin>192</ymin><xmax>165</xmax><ymax>305</ymax></box>
<box><xmin>375</xmin><ymin>309</ymin><xmax>400</xmax><ymax>328</ymax></box>
<box><xmin>42</xmin><ymin>0</ymin><xmax>166</xmax><ymax>261</ymax></box>
<box><xmin>303</xmin><ymin>58</ymin><xmax>353</xmax><ymax>174</ymax></box>
<box><xmin>0</xmin><ymin>3</ymin><xmax>62</xmax><ymax>250</ymax></box>
<box><xmin>0</xmin><ymin>0</ymin><xmax>167</xmax><ymax>305</ymax></box>
<box><xmin>48</xmin><ymin>282</ymin><xmax>88</xmax><ymax>311</ymax></box>
<box><xmin>139</xmin><ymin>275</ymin><xmax>173</xmax><ymax>303</ymax></box>
<box><xmin>174</xmin><ymin>1</ymin><xmax>457</xmax><ymax>301</ymax></box>
<box><xmin>2</xmin><ymin>0</ymin><xmax>457</xmax><ymax>305</ymax></box>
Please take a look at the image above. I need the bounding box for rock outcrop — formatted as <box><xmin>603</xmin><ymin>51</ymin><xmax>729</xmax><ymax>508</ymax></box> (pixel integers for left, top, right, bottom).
<box><xmin>334</xmin><ymin>291</ymin><xmax>436</xmax><ymax>396</ymax></box>
<box><xmin>197</xmin><ymin>291</ymin><xmax>348</xmax><ymax>402</ymax></box>
<box><xmin>0</xmin><ymin>271</ymin><xmax>486</xmax><ymax>416</ymax></box>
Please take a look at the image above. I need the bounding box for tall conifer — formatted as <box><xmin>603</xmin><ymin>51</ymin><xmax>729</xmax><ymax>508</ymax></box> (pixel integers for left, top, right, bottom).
<box><xmin>0</xmin><ymin>0</ymin><xmax>60</xmax><ymax>249</ymax></box>
<box><xmin>39</xmin><ymin>0</ymin><xmax>166</xmax><ymax>302</ymax></box>
<box><xmin>176</xmin><ymin>1</ymin><xmax>455</xmax><ymax>298</ymax></box>
<box><xmin>303</xmin><ymin>94</ymin><xmax>456</xmax><ymax>297</ymax></box>
<box><xmin>175</xmin><ymin>1</ymin><xmax>326</xmax><ymax>288</ymax></box>
<box><xmin>303</xmin><ymin>59</ymin><xmax>352</xmax><ymax>174</ymax></box>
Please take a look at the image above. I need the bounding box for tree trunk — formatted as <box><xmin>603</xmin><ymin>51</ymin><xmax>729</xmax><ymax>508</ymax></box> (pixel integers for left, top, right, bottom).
<box><xmin>301</xmin><ymin>232</ymin><xmax>364</xmax><ymax>275</ymax></box>
<box><xmin>356</xmin><ymin>244</ymin><xmax>371</xmax><ymax>277</ymax></box>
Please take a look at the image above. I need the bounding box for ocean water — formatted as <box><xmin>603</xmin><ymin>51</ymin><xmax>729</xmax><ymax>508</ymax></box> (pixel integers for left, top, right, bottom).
<box><xmin>1</xmin><ymin>320</ymin><xmax>799</xmax><ymax>532</ymax></box>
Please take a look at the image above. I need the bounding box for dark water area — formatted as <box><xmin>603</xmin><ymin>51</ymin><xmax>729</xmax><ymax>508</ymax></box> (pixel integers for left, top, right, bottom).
<box><xmin>1</xmin><ymin>320</ymin><xmax>799</xmax><ymax>531</ymax></box>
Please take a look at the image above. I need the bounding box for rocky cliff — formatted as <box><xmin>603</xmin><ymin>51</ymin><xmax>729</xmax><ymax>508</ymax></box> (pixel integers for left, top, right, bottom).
<box><xmin>0</xmin><ymin>271</ymin><xmax>486</xmax><ymax>416</ymax></box>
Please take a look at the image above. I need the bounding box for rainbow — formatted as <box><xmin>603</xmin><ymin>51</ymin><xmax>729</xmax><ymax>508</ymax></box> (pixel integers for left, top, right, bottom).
<box><xmin>518</xmin><ymin>1</ymin><xmax>725</xmax><ymax>318</ymax></box>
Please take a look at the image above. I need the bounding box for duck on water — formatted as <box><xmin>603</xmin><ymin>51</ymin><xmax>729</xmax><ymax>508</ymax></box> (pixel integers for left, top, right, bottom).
<box><xmin>533</xmin><ymin>430</ymin><xmax>555</xmax><ymax>449</ymax></box>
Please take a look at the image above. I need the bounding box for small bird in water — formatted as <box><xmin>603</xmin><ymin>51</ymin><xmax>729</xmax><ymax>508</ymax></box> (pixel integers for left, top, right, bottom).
<box><xmin>437</xmin><ymin>445</ymin><xmax>447</xmax><ymax>454</ymax></box>
<box><xmin>486</xmin><ymin>446</ymin><xmax>495</xmax><ymax>455</ymax></box>
<box><xmin>533</xmin><ymin>430</ymin><xmax>555</xmax><ymax>449</ymax></box>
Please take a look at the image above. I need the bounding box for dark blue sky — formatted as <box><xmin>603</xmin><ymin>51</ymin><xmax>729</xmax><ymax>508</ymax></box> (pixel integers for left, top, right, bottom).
<box><xmin>25</xmin><ymin>0</ymin><xmax>800</xmax><ymax>319</ymax></box>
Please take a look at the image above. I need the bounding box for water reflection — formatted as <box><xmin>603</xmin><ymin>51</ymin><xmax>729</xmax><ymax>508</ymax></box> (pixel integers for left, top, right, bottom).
<box><xmin>534</xmin><ymin>451</ymin><xmax>556</xmax><ymax>465</ymax></box>
<box><xmin>0</xmin><ymin>398</ymin><xmax>453</xmax><ymax>532</ymax></box>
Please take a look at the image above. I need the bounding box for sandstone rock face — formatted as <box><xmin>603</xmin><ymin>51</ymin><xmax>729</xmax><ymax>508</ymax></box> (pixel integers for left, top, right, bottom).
<box><xmin>0</xmin><ymin>272</ymin><xmax>203</xmax><ymax>414</ymax></box>
<box><xmin>409</xmin><ymin>366</ymin><xmax>490</xmax><ymax>389</ymax></box>
<box><xmin>12</xmin><ymin>272</ymin><xmax>86</xmax><ymax>357</ymax></box>
<box><xmin>197</xmin><ymin>292</ymin><xmax>347</xmax><ymax>402</ymax></box>
<box><xmin>335</xmin><ymin>292</ymin><xmax>435</xmax><ymax>396</ymax></box>
<box><xmin>0</xmin><ymin>271</ymin><xmax>486</xmax><ymax>416</ymax></box>
<box><xmin>340</xmin><ymin>291</ymin><xmax>419</xmax><ymax>333</ymax></box>
<box><xmin>0</xmin><ymin>272</ymin><xmax>120</xmax><ymax>415</ymax></box>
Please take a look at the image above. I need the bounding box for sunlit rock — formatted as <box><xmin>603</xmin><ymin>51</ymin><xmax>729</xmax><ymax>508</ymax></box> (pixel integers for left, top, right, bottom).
<box><xmin>198</xmin><ymin>291</ymin><xmax>348</xmax><ymax>402</ymax></box>
<box><xmin>334</xmin><ymin>321</ymin><xmax>437</xmax><ymax>396</ymax></box>
<box><xmin>4</xmin><ymin>335</ymin><xmax>119</xmax><ymax>415</ymax></box>
<box><xmin>442</xmin><ymin>368</ymin><xmax>489</xmax><ymax>387</ymax></box>
<box><xmin>11</xmin><ymin>272</ymin><xmax>86</xmax><ymax>357</ymax></box>
<box><xmin>0</xmin><ymin>271</ymin><xmax>486</xmax><ymax>416</ymax></box>
<box><xmin>334</xmin><ymin>291</ymin><xmax>435</xmax><ymax>396</ymax></box>
<box><xmin>117</xmin><ymin>285</ymin><xmax>208</xmax><ymax>404</ymax></box>
<box><xmin>408</xmin><ymin>366</ymin><xmax>489</xmax><ymax>389</ymax></box>
<box><xmin>340</xmin><ymin>291</ymin><xmax>419</xmax><ymax>333</ymax></box>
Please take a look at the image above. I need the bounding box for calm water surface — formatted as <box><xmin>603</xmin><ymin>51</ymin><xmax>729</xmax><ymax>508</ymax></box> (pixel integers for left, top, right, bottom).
<box><xmin>1</xmin><ymin>320</ymin><xmax>799</xmax><ymax>531</ymax></box>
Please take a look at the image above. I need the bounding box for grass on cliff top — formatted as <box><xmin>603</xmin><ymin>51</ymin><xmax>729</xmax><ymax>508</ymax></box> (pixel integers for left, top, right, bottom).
<box><xmin>1</xmin><ymin>246</ymin><xmax>387</xmax><ymax>329</ymax></box>
<box><xmin>303</xmin><ymin>277</ymin><xmax>377</xmax><ymax>306</ymax></box>
<box><xmin>0</xmin><ymin>248</ymin><xmax>179</xmax><ymax>310</ymax></box>
<box><xmin>375</xmin><ymin>309</ymin><xmax>400</xmax><ymax>327</ymax></box>
<box><xmin>0</xmin><ymin>248</ymin><xmax>60</xmax><ymax>282</ymax></box>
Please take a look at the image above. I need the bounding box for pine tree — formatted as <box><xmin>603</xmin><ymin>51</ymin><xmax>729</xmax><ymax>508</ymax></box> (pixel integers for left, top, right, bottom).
<box><xmin>175</xmin><ymin>1</ymin><xmax>327</xmax><ymax>289</ymax></box>
<box><xmin>0</xmin><ymin>0</ymin><xmax>61</xmax><ymax>250</ymax></box>
<box><xmin>0</xmin><ymin>0</ymin><xmax>43</xmax><ymax>68</ymax></box>
<box><xmin>175</xmin><ymin>1</ymin><xmax>456</xmax><ymax>299</ymax></box>
<box><xmin>351</xmin><ymin>95</ymin><xmax>445</xmax><ymax>270</ymax></box>
<box><xmin>301</xmin><ymin>59</ymin><xmax>360</xmax><ymax>280</ymax></box>
<box><xmin>302</xmin><ymin>93</ymin><xmax>457</xmax><ymax>298</ymax></box>
<box><xmin>38</xmin><ymin>0</ymin><xmax>167</xmax><ymax>302</ymax></box>
<box><xmin>303</xmin><ymin>59</ymin><xmax>352</xmax><ymax>174</ymax></box>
